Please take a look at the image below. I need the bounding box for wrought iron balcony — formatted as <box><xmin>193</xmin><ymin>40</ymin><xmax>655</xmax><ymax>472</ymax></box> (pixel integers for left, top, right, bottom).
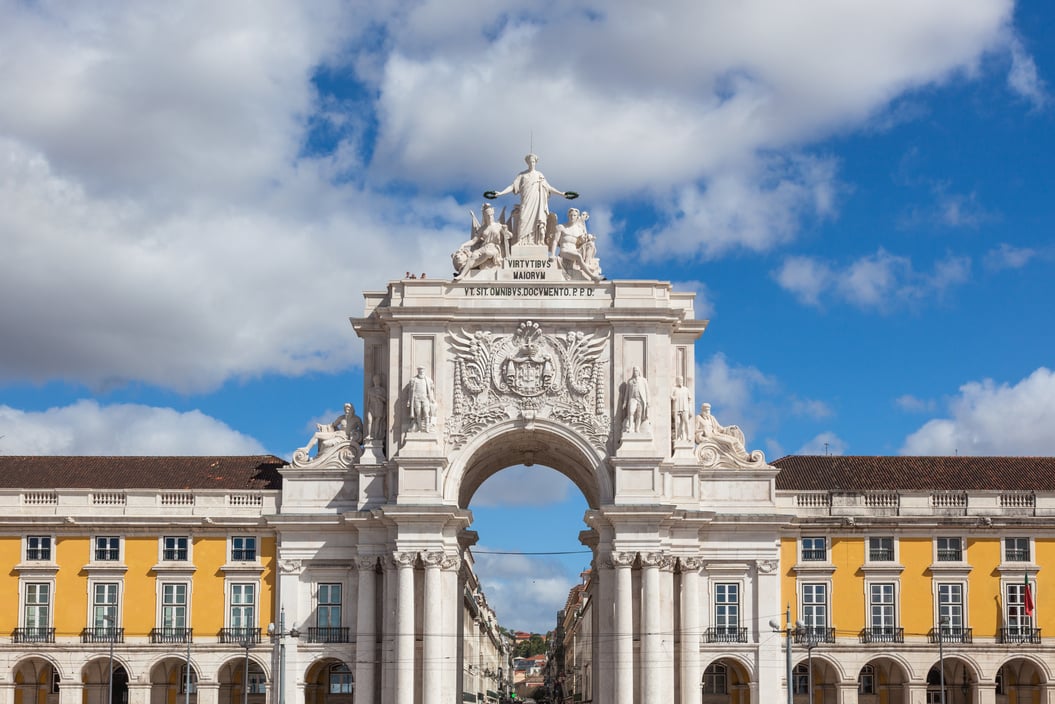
<box><xmin>801</xmin><ymin>549</ymin><xmax>827</xmax><ymax>562</ymax></box>
<box><xmin>81</xmin><ymin>627</ymin><xmax>124</xmax><ymax>643</ymax></box>
<box><xmin>928</xmin><ymin>627</ymin><xmax>973</xmax><ymax>644</ymax></box>
<box><xmin>705</xmin><ymin>626</ymin><xmax>748</xmax><ymax>643</ymax></box>
<box><xmin>999</xmin><ymin>627</ymin><xmax>1041</xmax><ymax>644</ymax></box>
<box><xmin>150</xmin><ymin>627</ymin><xmax>193</xmax><ymax>644</ymax></box>
<box><xmin>307</xmin><ymin>627</ymin><xmax>350</xmax><ymax>643</ymax></box>
<box><xmin>859</xmin><ymin>627</ymin><xmax>904</xmax><ymax>644</ymax></box>
<box><xmin>936</xmin><ymin>548</ymin><xmax>963</xmax><ymax>562</ymax></box>
<box><xmin>220</xmin><ymin>627</ymin><xmax>261</xmax><ymax>644</ymax></box>
<box><xmin>868</xmin><ymin>548</ymin><xmax>895</xmax><ymax>561</ymax></box>
<box><xmin>13</xmin><ymin>627</ymin><xmax>55</xmax><ymax>643</ymax></box>
<box><xmin>794</xmin><ymin>627</ymin><xmax>835</xmax><ymax>644</ymax></box>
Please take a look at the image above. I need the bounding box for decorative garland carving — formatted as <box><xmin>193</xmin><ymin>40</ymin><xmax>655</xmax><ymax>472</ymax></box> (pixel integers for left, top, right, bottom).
<box><xmin>446</xmin><ymin>321</ymin><xmax>610</xmax><ymax>450</ymax></box>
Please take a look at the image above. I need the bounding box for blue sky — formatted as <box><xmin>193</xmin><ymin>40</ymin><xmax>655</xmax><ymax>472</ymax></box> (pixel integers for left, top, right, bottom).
<box><xmin>1</xmin><ymin>0</ymin><xmax>1053</xmax><ymax>633</ymax></box>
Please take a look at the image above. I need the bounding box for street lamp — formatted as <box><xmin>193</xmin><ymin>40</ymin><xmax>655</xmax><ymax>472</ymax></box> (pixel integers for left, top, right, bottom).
<box><xmin>239</xmin><ymin>637</ymin><xmax>254</xmax><ymax>704</ymax></box>
<box><xmin>267</xmin><ymin>609</ymin><xmax>301</xmax><ymax>704</ymax></box>
<box><xmin>938</xmin><ymin>616</ymin><xmax>949</xmax><ymax>704</ymax></box>
<box><xmin>769</xmin><ymin>604</ymin><xmax>793</xmax><ymax>704</ymax></box>
<box><xmin>102</xmin><ymin>614</ymin><xmax>115</xmax><ymax>704</ymax></box>
<box><xmin>796</xmin><ymin>619</ymin><xmax>821</xmax><ymax>704</ymax></box>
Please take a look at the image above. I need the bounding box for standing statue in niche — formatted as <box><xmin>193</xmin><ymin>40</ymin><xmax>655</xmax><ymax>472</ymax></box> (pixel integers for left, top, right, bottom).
<box><xmin>452</xmin><ymin>202</ymin><xmax>512</xmax><ymax>278</ymax></box>
<box><xmin>485</xmin><ymin>154</ymin><xmax>576</xmax><ymax>246</ymax></box>
<box><xmin>622</xmin><ymin>366</ymin><xmax>649</xmax><ymax>433</ymax></box>
<box><xmin>294</xmin><ymin>403</ymin><xmax>363</xmax><ymax>465</ymax></box>
<box><xmin>671</xmin><ymin>376</ymin><xmax>692</xmax><ymax>442</ymax></box>
<box><xmin>365</xmin><ymin>374</ymin><xmax>387</xmax><ymax>440</ymax></box>
<box><xmin>406</xmin><ymin>366</ymin><xmax>436</xmax><ymax>433</ymax></box>
<box><xmin>552</xmin><ymin>208</ymin><xmax>603</xmax><ymax>282</ymax></box>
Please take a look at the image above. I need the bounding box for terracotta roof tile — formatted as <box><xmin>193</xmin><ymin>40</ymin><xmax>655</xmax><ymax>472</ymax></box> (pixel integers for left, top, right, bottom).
<box><xmin>0</xmin><ymin>456</ymin><xmax>285</xmax><ymax>490</ymax></box>
<box><xmin>773</xmin><ymin>455</ymin><xmax>1055</xmax><ymax>492</ymax></box>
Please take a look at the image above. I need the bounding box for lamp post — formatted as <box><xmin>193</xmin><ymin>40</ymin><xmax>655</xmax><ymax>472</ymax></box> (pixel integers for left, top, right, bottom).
<box><xmin>239</xmin><ymin>637</ymin><xmax>254</xmax><ymax>704</ymax></box>
<box><xmin>796</xmin><ymin>619</ymin><xmax>821</xmax><ymax>704</ymax></box>
<box><xmin>938</xmin><ymin>616</ymin><xmax>949</xmax><ymax>704</ymax></box>
<box><xmin>769</xmin><ymin>604</ymin><xmax>793</xmax><ymax>704</ymax></box>
<box><xmin>267</xmin><ymin>609</ymin><xmax>300</xmax><ymax>704</ymax></box>
<box><xmin>102</xmin><ymin>614</ymin><xmax>115</xmax><ymax>704</ymax></box>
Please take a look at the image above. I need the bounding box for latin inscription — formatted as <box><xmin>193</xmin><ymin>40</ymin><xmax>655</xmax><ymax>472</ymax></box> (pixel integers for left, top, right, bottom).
<box><xmin>463</xmin><ymin>286</ymin><xmax>597</xmax><ymax>297</ymax></box>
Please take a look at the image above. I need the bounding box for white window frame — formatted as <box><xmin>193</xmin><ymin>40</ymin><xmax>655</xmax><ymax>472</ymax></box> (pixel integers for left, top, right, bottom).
<box><xmin>226</xmin><ymin>581</ymin><xmax>259</xmax><ymax>630</ymax></box>
<box><xmin>799</xmin><ymin>581</ymin><xmax>830</xmax><ymax>633</ymax></box>
<box><xmin>230</xmin><ymin>536</ymin><xmax>258</xmax><ymax>563</ymax></box>
<box><xmin>866</xmin><ymin>536</ymin><xmax>896</xmax><ymax>563</ymax></box>
<box><xmin>25</xmin><ymin>535</ymin><xmax>54</xmax><ymax>562</ymax></box>
<box><xmin>935</xmin><ymin>581</ymin><xmax>967</xmax><ymax>632</ymax></box>
<box><xmin>1003</xmin><ymin>537</ymin><xmax>1032</xmax><ymax>563</ymax></box>
<box><xmin>92</xmin><ymin>536</ymin><xmax>122</xmax><ymax>563</ymax></box>
<box><xmin>21</xmin><ymin>580</ymin><xmax>54</xmax><ymax>630</ymax></box>
<box><xmin>88</xmin><ymin>580</ymin><xmax>121</xmax><ymax>631</ymax></box>
<box><xmin>801</xmin><ymin>536</ymin><xmax>827</xmax><ymax>562</ymax></box>
<box><xmin>158</xmin><ymin>580</ymin><xmax>192</xmax><ymax>633</ymax></box>
<box><xmin>161</xmin><ymin>536</ymin><xmax>191</xmax><ymax>562</ymax></box>
<box><xmin>1004</xmin><ymin>580</ymin><xmax>1035</xmax><ymax>632</ymax></box>
<box><xmin>317</xmin><ymin>583</ymin><xmax>343</xmax><ymax>629</ymax></box>
<box><xmin>867</xmin><ymin>582</ymin><xmax>897</xmax><ymax>634</ymax></box>
<box><xmin>934</xmin><ymin>537</ymin><xmax>964</xmax><ymax>563</ymax></box>
<box><xmin>713</xmin><ymin>582</ymin><xmax>740</xmax><ymax>633</ymax></box>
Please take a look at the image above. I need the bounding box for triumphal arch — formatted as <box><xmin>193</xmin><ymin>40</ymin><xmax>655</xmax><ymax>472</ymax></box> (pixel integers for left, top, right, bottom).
<box><xmin>276</xmin><ymin>156</ymin><xmax>787</xmax><ymax>704</ymax></box>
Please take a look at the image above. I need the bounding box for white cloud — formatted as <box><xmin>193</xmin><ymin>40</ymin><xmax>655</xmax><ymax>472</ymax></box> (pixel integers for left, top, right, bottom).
<box><xmin>796</xmin><ymin>432</ymin><xmax>847</xmax><ymax>456</ymax></box>
<box><xmin>901</xmin><ymin>368</ymin><xmax>1055</xmax><ymax>455</ymax></box>
<box><xmin>473</xmin><ymin>550</ymin><xmax>579</xmax><ymax>634</ymax></box>
<box><xmin>774</xmin><ymin>249</ymin><xmax>971</xmax><ymax>311</ymax></box>
<box><xmin>0</xmin><ymin>0</ymin><xmax>1031</xmax><ymax>391</ymax></box>
<box><xmin>895</xmin><ymin>394</ymin><xmax>938</xmax><ymax>414</ymax></box>
<box><xmin>472</xmin><ymin>466</ymin><xmax>574</xmax><ymax>507</ymax></box>
<box><xmin>791</xmin><ymin>398</ymin><xmax>833</xmax><ymax>420</ymax></box>
<box><xmin>1007</xmin><ymin>35</ymin><xmax>1049</xmax><ymax>108</ymax></box>
<box><xmin>695</xmin><ymin>353</ymin><xmax>776</xmax><ymax>440</ymax></box>
<box><xmin>671</xmin><ymin>280</ymin><xmax>716</xmax><ymax>321</ymax></box>
<box><xmin>0</xmin><ymin>400</ymin><xmax>266</xmax><ymax>455</ymax></box>
<box><xmin>984</xmin><ymin>243</ymin><xmax>1036</xmax><ymax>270</ymax></box>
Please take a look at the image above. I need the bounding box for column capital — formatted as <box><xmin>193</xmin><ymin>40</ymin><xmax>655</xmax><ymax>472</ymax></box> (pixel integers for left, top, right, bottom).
<box><xmin>279</xmin><ymin>558</ymin><xmax>303</xmax><ymax>574</ymax></box>
<box><xmin>357</xmin><ymin>556</ymin><xmax>379</xmax><ymax>571</ymax></box>
<box><xmin>756</xmin><ymin>559</ymin><xmax>779</xmax><ymax>574</ymax></box>
<box><xmin>640</xmin><ymin>552</ymin><xmax>672</xmax><ymax>570</ymax></box>
<box><xmin>393</xmin><ymin>551</ymin><xmax>418</xmax><ymax>567</ymax></box>
<box><xmin>611</xmin><ymin>551</ymin><xmax>636</xmax><ymax>568</ymax></box>
<box><xmin>422</xmin><ymin>551</ymin><xmax>445</xmax><ymax>568</ymax></box>
<box><xmin>680</xmin><ymin>556</ymin><xmax>704</xmax><ymax>572</ymax></box>
<box><xmin>441</xmin><ymin>555</ymin><xmax>462</xmax><ymax>572</ymax></box>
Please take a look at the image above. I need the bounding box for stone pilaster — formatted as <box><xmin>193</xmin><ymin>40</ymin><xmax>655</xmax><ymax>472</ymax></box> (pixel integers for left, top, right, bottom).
<box><xmin>612</xmin><ymin>550</ymin><xmax>635</xmax><ymax>704</ymax></box>
<box><xmin>394</xmin><ymin>551</ymin><xmax>417</xmax><ymax>704</ymax></box>
<box><xmin>679</xmin><ymin>556</ymin><xmax>703</xmax><ymax>704</ymax></box>
<box><xmin>355</xmin><ymin>556</ymin><xmax>378</xmax><ymax>704</ymax></box>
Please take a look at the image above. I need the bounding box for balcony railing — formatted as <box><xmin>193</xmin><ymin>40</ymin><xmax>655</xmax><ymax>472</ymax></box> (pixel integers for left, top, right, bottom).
<box><xmin>1004</xmin><ymin>549</ymin><xmax>1030</xmax><ymax>562</ymax></box>
<box><xmin>868</xmin><ymin>549</ymin><xmax>895</xmax><ymax>561</ymax></box>
<box><xmin>928</xmin><ymin>627</ymin><xmax>973</xmax><ymax>644</ymax></box>
<box><xmin>220</xmin><ymin>627</ymin><xmax>261</xmax><ymax>644</ymax></box>
<box><xmin>151</xmin><ymin>627</ymin><xmax>193</xmax><ymax>644</ymax></box>
<box><xmin>794</xmin><ymin>627</ymin><xmax>835</xmax><ymax>644</ymax></box>
<box><xmin>801</xmin><ymin>549</ymin><xmax>827</xmax><ymax>561</ymax></box>
<box><xmin>936</xmin><ymin>549</ymin><xmax>963</xmax><ymax>562</ymax></box>
<box><xmin>13</xmin><ymin>627</ymin><xmax>55</xmax><ymax>643</ymax></box>
<box><xmin>999</xmin><ymin>627</ymin><xmax>1041</xmax><ymax>644</ymax></box>
<box><xmin>705</xmin><ymin>626</ymin><xmax>748</xmax><ymax>643</ymax></box>
<box><xmin>307</xmin><ymin>627</ymin><xmax>350</xmax><ymax>643</ymax></box>
<box><xmin>81</xmin><ymin>627</ymin><xmax>124</xmax><ymax>643</ymax></box>
<box><xmin>859</xmin><ymin>627</ymin><xmax>904</xmax><ymax>643</ymax></box>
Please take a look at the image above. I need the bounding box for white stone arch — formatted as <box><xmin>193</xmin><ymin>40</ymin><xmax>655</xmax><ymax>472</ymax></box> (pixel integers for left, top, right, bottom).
<box><xmin>700</xmin><ymin>653</ymin><xmax>756</xmax><ymax>683</ymax></box>
<box><xmin>793</xmin><ymin>652</ymin><xmax>850</xmax><ymax>687</ymax></box>
<box><xmin>854</xmin><ymin>652</ymin><xmax>915</xmax><ymax>684</ymax></box>
<box><xmin>11</xmin><ymin>654</ymin><xmax>65</xmax><ymax>684</ymax></box>
<box><xmin>444</xmin><ymin>417</ymin><xmax>612</xmax><ymax>509</ymax></box>
<box><xmin>991</xmin><ymin>654</ymin><xmax>1053</xmax><ymax>684</ymax></box>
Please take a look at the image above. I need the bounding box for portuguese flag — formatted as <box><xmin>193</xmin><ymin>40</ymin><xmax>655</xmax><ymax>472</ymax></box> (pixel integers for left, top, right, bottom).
<box><xmin>1024</xmin><ymin>574</ymin><xmax>1035</xmax><ymax>617</ymax></box>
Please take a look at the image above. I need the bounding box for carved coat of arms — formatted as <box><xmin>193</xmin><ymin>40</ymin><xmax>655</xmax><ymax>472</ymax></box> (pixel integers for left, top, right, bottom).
<box><xmin>446</xmin><ymin>321</ymin><xmax>609</xmax><ymax>449</ymax></box>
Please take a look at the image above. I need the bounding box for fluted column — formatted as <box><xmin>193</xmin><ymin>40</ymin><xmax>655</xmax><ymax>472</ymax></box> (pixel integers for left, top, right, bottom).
<box><xmin>441</xmin><ymin>555</ymin><xmax>463</xmax><ymax>704</ymax></box>
<box><xmin>594</xmin><ymin>557</ymin><xmax>615</xmax><ymax>704</ymax></box>
<box><xmin>613</xmin><ymin>551</ymin><xmax>635</xmax><ymax>704</ymax></box>
<box><xmin>641</xmin><ymin>552</ymin><xmax>664</xmax><ymax>704</ymax></box>
<box><xmin>680</xmin><ymin>557</ymin><xmax>703</xmax><ymax>704</ymax></box>
<box><xmin>394</xmin><ymin>551</ymin><xmax>417</xmax><ymax>704</ymax></box>
<box><xmin>422</xmin><ymin>551</ymin><xmax>444</xmax><ymax>704</ymax></box>
<box><xmin>355</xmin><ymin>557</ymin><xmax>378</xmax><ymax>704</ymax></box>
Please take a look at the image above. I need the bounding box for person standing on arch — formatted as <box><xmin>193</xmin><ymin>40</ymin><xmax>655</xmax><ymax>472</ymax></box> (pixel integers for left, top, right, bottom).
<box><xmin>487</xmin><ymin>153</ymin><xmax>574</xmax><ymax>246</ymax></box>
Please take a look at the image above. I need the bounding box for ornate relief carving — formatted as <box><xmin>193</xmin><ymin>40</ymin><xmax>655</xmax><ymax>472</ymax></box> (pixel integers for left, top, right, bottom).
<box><xmin>640</xmin><ymin>552</ymin><xmax>672</xmax><ymax>570</ymax></box>
<box><xmin>356</xmin><ymin>557</ymin><xmax>379</xmax><ymax>571</ymax></box>
<box><xmin>610</xmin><ymin>551</ymin><xmax>636</xmax><ymax>568</ymax></box>
<box><xmin>679</xmin><ymin>556</ymin><xmax>704</xmax><ymax>573</ymax></box>
<box><xmin>393</xmin><ymin>551</ymin><xmax>418</xmax><ymax>567</ymax></box>
<box><xmin>422</xmin><ymin>551</ymin><xmax>445</xmax><ymax>568</ymax></box>
<box><xmin>278</xmin><ymin>559</ymin><xmax>303</xmax><ymax>574</ymax></box>
<box><xmin>446</xmin><ymin>321</ymin><xmax>610</xmax><ymax>449</ymax></box>
<box><xmin>756</xmin><ymin>559</ymin><xmax>779</xmax><ymax>574</ymax></box>
<box><xmin>441</xmin><ymin>555</ymin><xmax>462</xmax><ymax>572</ymax></box>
